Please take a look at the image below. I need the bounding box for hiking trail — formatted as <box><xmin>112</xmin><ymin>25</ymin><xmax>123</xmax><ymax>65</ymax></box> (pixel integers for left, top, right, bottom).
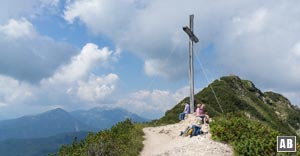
<box><xmin>140</xmin><ymin>114</ymin><xmax>233</xmax><ymax>156</ymax></box>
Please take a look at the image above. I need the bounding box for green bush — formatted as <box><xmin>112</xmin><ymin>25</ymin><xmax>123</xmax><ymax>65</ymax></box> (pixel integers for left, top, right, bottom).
<box><xmin>57</xmin><ymin>119</ymin><xmax>144</xmax><ymax>156</ymax></box>
<box><xmin>210</xmin><ymin>113</ymin><xmax>279</xmax><ymax>156</ymax></box>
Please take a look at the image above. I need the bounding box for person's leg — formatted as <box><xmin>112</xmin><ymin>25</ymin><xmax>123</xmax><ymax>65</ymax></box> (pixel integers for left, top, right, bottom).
<box><xmin>192</xmin><ymin>125</ymin><xmax>198</xmax><ymax>136</ymax></box>
<box><xmin>179</xmin><ymin>113</ymin><xmax>184</xmax><ymax>120</ymax></box>
<box><xmin>197</xmin><ymin>127</ymin><xmax>201</xmax><ymax>135</ymax></box>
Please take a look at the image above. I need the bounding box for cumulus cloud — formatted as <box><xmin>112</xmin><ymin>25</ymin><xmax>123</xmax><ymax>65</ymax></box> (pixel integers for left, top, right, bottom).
<box><xmin>76</xmin><ymin>73</ymin><xmax>118</xmax><ymax>102</ymax></box>
<box><xmin>117</xmin><ymin>86</ymin><xmax>190</xmax><ymax>119</ymax></box>
<box><xmin>44</xmin><ymin>43</ymin><xmax>117</xmax><ymax>84</ymax></box>
<box><xmin>215</xmin><ymin>3</ymin><xmax>300</xmax><ymax>91</ymax></box>
<box><xmin>64</xmin><ymin>0</ymin><xmax>136</xmax><ymax>36</ymax></box>
<box><xmin>0</xmin><ymin>18</ymin><xmax>76</xmax><ymax>83</ymax></box>
<box><xmin>63</xmin><ymin>0</ymin><xmax>300</xmax><ymax>105</ymax></box>
<box><xmin>41</xmin><ymin>43</ymin><xmax>120</xmax><ymax>105</ymax></box>
<box><xmin>0</xmin><ymin>43</ymin><xmax>120</xmax><ymax>119</ymax></box>
<box><xmin>0</xmin><ymin>0</ymin><xmax>60</xmax><ymax>23</ymax></box>
<box><xmin>0</xmin><ymin>18</ymin><xmax>37</xmax><ymax>39</ymax></box>
<box><xmin>0</xmin><ymin>75</ymin><xmax>34</xmax><ymax>107</ymax></box>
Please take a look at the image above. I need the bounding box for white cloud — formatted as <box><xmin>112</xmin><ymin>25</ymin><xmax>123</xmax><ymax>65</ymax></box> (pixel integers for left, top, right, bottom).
<box><xmin>0</xmin><ymin>43</ymin><xmax>120</xmax><ymax>119</ymax></box>
<box><xmin>0</xmin><ymin>18</ymin><xmax>76</xmax><ymax>83</ymax></box>
<box><xmin>41</xmin><ymin>43</ymin><xmax>120</xmax><ymax>105</ymax></box>
<box><xmin>41</xmin><ymin>0</ymin><xmax>59</xmax><ymax>6</ymax></box>
<box><xmin>0</xmin><ymin>75</ymin><xmax>34</xmax><ymax>108</ymax></box>
<box><xmin>63</xmin><ymin>0</ymin><xmax>136</xmax><ymax>36</ymax></box>
<box><xmin>0</xmin><ymin>18</ymin><xmax>36</xmax><ymax>39</ymax></box>
<box><xmin>232</xmin><ymin>8</ymin><xmax>268</xmax><ymax>37</ymax></box>
<box><xmin>76</xmin><ymin>73</ymin><xmax>118</xmax><ymax>102</ymax></box>
<box><xmin>117</xmin><ymin>86</ymin><xmax>190</xmax><ymax>119</ymax></box>
<box><xmin>44</xmin><ymin>43</ymin><xmax>116</xmax><ymax>84</ymax></box>
<box><xmin>62</xmin><ymin>0</ymin><xmax>300</xmax><ymax>95</ymax></box>
<box><xmin>0</xmin><ymin>0</ymin><xmax>60</xmax><ymax>23</ymax></box>
<box><xmin>62</xmin><ymin>0</ymin><xmax>300</xmax><ymax>107</ymax></box>
<box><xmin>282</xmin><ymin>92</ymin><xmax>300</xmax><ymax>106</ymax></box>
<box><xmin>290</xmin><ymin>43</ymin><xmax>300</xmax><ymax>58</ymax></box>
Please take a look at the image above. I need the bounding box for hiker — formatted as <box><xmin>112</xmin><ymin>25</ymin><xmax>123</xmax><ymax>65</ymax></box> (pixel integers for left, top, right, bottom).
<box><xmin>179</xmin><ymin>102</ymin><xmax>190</xmax><ymax>120</ymax></box>
<box><xmin>201</xmin><ymin>122</ymin><xmax>209</xmax><ymax>135</ymax></box>
<box><xmin>196</xmin><ymin>104</ymin><xmax>205</xmax><ymax>123</ymax></box>
<box><xmin>203</xmin><ymin>112</ymin><xmax>210</xmax><ymax>124</ymax></box>
<box><xmin>180</xmin><ymin>119</ymin><xmax>202</xmax><ymax>137</ymax></box>
<box><xmin>191</xmin><ymin>120</ymin><xmax>202</xmax><ymax>137</ymax></box>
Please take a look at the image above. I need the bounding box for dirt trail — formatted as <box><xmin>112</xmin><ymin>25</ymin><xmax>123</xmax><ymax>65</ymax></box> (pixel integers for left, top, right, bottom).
<box><xmin>140</xmin><ymin>114</ymin><xmax>233</xmax><ymax>156</ymax></box>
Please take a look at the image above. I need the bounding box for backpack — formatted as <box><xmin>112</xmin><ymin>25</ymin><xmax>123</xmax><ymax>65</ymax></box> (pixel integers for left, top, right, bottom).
<box><xmin>182</xmin><ymin>127</ymin><xmax>193</xmax><ymax>137</ymax></box>
<box><xmin>187</xmin><ymin>128</ymin><xmax>194</xmax><ymax>135</ymax></box>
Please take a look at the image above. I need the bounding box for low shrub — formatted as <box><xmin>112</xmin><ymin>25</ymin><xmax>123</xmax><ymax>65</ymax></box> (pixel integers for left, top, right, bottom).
<box><xmin>56</xmin><ymin>119</ymin><xmax>144</xmax><ymax>156</ymax></box>
<box><xmin>210</xmin><ymin>113</ymin><xmax>279</xmax><ymax>156</ymax></box>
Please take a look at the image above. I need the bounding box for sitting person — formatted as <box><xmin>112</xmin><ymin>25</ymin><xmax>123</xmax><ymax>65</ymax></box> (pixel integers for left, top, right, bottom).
<box><xmin>178</xmin><ymin>102</ymin><xmax>190</xmax><ymax>120</ymax></box>
<box><xmin>191</xmin><ymin>122</ymin><xmax>202</xmax><ymax>137</ymax></box>
<box><xmin>180</xmin><ymin>121</ymin><xmax>201</xmax><ymax>137</ymax></box>
<box><xmin>196</xmin><ymin>103</ymin><xmax>205</xmax><ymax>123</ymax></box>
<box><xmin>203</xmin><ymin>112</ymin><xmax>210</xmax><ymax>124</ymax></box>
<box><xmin>201</xmin><ymin>122</ymin><xmax>209</xmax><ymax>135</ymax></box>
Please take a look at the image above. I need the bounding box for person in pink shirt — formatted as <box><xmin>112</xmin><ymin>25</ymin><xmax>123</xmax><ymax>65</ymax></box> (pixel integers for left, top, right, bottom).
<box><xmin>196</xmin><ymin>104</ymin><xmax>205</xmax><ymax>123</ymax></box>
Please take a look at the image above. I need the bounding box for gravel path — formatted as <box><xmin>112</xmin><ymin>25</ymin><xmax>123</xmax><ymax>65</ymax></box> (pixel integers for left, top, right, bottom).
<box><xmin>140</xmin><ymin>114</ymin><xmax>233</xmax><ymax>156</ymax></box>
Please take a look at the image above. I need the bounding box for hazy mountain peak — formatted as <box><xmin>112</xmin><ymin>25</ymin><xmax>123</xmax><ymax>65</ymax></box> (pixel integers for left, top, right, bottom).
<box><xmin>71</xmin><ymin>107</ymin><xmax>148</xmax><ymax>130</ymax></box>
<box><xmin>41</xmin><ymin>108</ymin><xmax>68</xmax><ymax>115</ymax></box>
<box><xmin>0</xmin><ymin>108</ymin><xmax>91</xmax><ymax>141</ymax></box>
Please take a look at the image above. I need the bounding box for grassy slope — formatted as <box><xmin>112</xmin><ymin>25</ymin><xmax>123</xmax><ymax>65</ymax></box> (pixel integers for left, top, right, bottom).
<box><xmin>155</xmin><ymin>76</ymin><xmax>300</xmax><ymax>137</ymax></box>
<box><xmin>57</xmin><ymin>119</ymin><xmax>144</xmax><ymax>156</ymax></box>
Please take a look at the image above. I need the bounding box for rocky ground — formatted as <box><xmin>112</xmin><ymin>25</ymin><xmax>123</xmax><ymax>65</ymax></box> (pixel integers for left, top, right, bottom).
<box><xmin>140</xmin><ymin>114</ymin><xmax>233</xmax><ymax>156</ymax></box>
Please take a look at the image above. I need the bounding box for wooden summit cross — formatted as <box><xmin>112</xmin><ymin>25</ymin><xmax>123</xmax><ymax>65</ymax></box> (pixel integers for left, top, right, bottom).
<box><xmin>183</xmin><ymin>14</ymin><xmax>199</xmax><ymax>113</ymax></box>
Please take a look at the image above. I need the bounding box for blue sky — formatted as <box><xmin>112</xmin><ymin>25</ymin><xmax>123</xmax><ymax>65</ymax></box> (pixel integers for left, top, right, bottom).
<box><xmin>1</xmin><ymin>0</ymin><xmax>300</xmax><ymax>120</ymax></box>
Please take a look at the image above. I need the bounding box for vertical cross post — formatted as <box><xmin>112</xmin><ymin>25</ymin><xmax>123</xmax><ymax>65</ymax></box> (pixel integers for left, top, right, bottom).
<box><xmin>183</xmin><ymin>15</ymin><xmax>199</xmax><ymax>113</ymax></box>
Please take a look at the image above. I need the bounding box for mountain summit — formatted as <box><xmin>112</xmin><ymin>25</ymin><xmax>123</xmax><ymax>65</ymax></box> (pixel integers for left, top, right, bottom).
<box><xmin>159</xmin><ymin>75</ymin><xmax>300</xmax><ymax>136</ymax></box>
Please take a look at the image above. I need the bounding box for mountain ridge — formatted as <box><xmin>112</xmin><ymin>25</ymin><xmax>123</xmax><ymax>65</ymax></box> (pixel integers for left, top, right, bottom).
<box><xmin>0</xmin><ymin>108</ymin><xmax>91</xmax><ymax>141</ymax></box>
<box><xmin>158</xmin><ymin>75</ymin><xmax>300</xmax><ymax>137</ymax></box>
<box><xmin>71</xmin><ymin>107</ymin><xmax>149</xmax><ymax>130</ymax></box>
<box><xmin>0</xmin><ymin>107</ymin><xmax>147</xmax><ymax>141</ymax></box>
<box><xmin>0</xmin><ymin>107</ymin><xmax>147</xmax><ymax>156</ymax></box>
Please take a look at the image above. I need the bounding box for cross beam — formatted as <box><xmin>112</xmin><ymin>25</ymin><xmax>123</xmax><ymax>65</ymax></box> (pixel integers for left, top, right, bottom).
<box><xmin>183</xmin><ymin>14</ymin><xmax>199</xmax><ymax>113</ymax></box>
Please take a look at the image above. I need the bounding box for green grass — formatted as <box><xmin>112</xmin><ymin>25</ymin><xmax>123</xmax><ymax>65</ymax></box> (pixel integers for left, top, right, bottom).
<box><xmin>56</xmin><ymin>119</ymin><xmax>145</xmax><ymax>156</ymax></box>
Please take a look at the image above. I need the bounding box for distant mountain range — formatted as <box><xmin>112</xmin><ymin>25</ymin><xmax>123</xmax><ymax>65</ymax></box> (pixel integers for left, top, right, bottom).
<box><xmin>71</xmin><ymin>107</ymin><xmax>148</xmax><ymax>130</ymax></box>
<box><xmin>0</xmin><ymin>107</ymin><xmax>148</xmax><ymax>156</ymax></box>
<box><xmin>0</xmin><ymin>108</ymin><xmax>91</xmax><ymax>141</ymax></box>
